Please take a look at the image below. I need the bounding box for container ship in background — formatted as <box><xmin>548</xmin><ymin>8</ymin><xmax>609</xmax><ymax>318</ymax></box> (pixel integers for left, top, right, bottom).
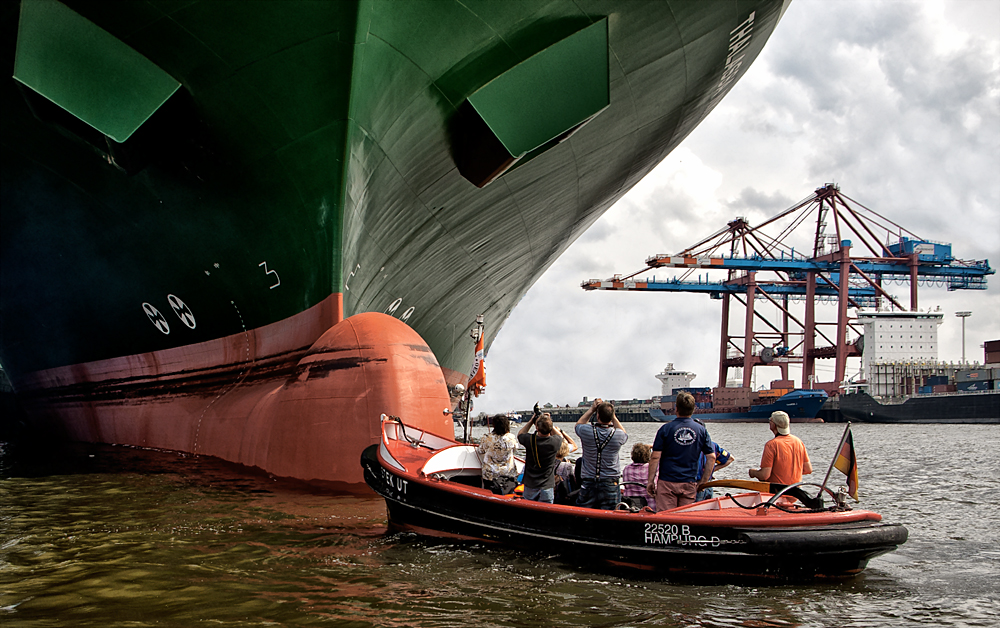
<box><xmin>650</xmin><ymin>388</ymin><xmax>828</xmax><ymax>423</ymax></box>
<box><xmin>533</xmin><ymin>315</ymin><xmax>999</xmax><ymax>426</ymax></box>
<box><xmin>837</xmin><ymin>335</ymin><xmax>1000</xmax><ymax>424</ymax></box>
<box><xmin>0</xmin><ymin>1</ymin><xmax>792</xmax><ymax>487</ymax></box>
<box><xmin>649</xmin><ymin>363</ymin><xmax>826</xmax><ymax>422</ymax></box>
<box><xmin>519</xmin><ymin>363</ymin><xmax>827</xmax><ymax>423</ymax></box>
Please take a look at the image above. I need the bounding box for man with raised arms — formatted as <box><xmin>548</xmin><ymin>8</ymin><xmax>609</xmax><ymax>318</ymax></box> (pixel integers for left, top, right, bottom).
<box><xmin>575</xmin><ymin>398</ymin><xmax>628</xmax><ymax>510</ymax></box>
<box><xmin>517</xmin><ymin>408</ymin><xmax>571</xmax><ymax>503</ymax></box>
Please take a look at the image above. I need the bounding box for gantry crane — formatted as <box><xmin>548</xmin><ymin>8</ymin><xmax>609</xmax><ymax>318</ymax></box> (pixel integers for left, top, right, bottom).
<box><xmin>582</xmin><ymin>184</ymin><xmax>993</xmax><ymax>394</ymax></box>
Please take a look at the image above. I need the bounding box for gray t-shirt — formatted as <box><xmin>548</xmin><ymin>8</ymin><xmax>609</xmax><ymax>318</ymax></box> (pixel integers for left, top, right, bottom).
<box><xmin>575</xmin><ymin>423</ymin><xmax>628</xmax><ymax>480</ymax></box>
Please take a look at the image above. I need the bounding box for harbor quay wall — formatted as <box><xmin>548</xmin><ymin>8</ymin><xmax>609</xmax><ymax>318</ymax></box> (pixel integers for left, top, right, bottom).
<box><xmin>510</xmin><ymin>406</ymin><xmax>656</xmax><ymax>423</ymax></box>
<box><xmin>502</xmin><ymin>400</ymin><xmax>846</xmax><ymax>424</ymax></box>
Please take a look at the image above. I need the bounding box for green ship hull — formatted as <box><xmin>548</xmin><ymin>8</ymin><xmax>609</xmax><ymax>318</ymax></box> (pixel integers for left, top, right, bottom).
<box><xmin>1</xmin><ymin>0</ymin><xmax>790</xmax><ymax>486</ymax></box>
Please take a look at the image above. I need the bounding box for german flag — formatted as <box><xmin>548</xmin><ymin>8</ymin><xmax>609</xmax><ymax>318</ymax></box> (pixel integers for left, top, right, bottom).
<box><xmin>833</xmin><ymin>427</ymin><xmax>859</xmax><ymax>501</ymax></box>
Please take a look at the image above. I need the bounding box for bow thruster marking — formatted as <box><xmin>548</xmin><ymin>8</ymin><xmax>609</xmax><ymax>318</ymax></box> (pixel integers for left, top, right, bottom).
<box><xmin>167</xmin><ymin>294</ymin><xmax>197</xmax><ymax>329</ymax></box>
<box><xmin>259</xmin><ymin>261</ymin><xmax>280</xmax><ymax>289</ymax></box>
<box><xmin>142</xmin><ymin>302</ymin><xmax>170</xmax><ymax>335</ymax></box>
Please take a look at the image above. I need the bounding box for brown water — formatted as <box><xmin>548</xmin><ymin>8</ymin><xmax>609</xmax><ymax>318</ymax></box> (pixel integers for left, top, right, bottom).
<box><xmin>1</xmin><ymin>422</ymin><xmax>998</xmax><ymax>627</ymax></box>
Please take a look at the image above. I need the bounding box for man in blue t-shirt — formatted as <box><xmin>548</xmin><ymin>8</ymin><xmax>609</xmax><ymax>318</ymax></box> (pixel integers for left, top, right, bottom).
<box><xmin>647</xmin><ymin>392</ymin><xmax>715</xmax><ymax>511</ymax></box>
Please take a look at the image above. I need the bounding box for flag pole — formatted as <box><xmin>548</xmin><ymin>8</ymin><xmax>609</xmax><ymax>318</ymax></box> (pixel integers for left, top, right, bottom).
<box><xmin>462</xmin><ymin>387</ymin><xmax>472</xmax><ymax>444</ymax></box>
<box><xmin>463</xmin><ymin>314</ymin><xmax>485</xmax><ymax>444</ymax></box>
<box><xmin>820</xmin><ymin>421</ymin><xmax>852</xmax><ymax>495</ymax></box>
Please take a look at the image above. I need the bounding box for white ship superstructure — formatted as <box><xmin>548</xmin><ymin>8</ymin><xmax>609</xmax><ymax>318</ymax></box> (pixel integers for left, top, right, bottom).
<box><xmin>655</xmin><ymin>364</ymin><xmax>697</xmax><ymax>396</ymax></box>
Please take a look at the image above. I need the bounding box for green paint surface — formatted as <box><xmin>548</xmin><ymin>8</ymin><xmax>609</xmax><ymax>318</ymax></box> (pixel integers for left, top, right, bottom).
<box><xmin>468</xmin><ymin>19</ymin><xmax>609</xmax><ymax>157</ymax></box>
<box><xmin>14</xmin><ymin>0</ymin><xmax>180</xmax><ymax>142</ymax></box>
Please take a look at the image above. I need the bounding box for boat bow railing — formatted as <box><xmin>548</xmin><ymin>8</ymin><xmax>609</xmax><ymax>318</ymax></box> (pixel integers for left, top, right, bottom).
<box><xmin>764</xmin><ymin>482</ymin><xmax>845</xmax><ymax>513</ymax></box>
<box><xmin>701</xmin><ymin>479</ymin><xmax>848</xmax><ymax>513</ymax></box>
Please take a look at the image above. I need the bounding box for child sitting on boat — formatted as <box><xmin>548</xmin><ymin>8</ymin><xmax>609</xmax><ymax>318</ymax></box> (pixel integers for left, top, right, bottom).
<box><xmin>553</xmin><ymin>441</ymin><xmax>577</xmax><ymax>504</ymax></box>
<box><xmin>621</xmin><ymin>443</ymin><xmax>653</xmax><ymax>509</ymax></box>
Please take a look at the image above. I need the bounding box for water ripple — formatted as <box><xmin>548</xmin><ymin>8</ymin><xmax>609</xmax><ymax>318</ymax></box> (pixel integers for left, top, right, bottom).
<box><xmin>2</xmin><ymin>425</ymin><xmax>999</xmax><ymax>627</ymax></box>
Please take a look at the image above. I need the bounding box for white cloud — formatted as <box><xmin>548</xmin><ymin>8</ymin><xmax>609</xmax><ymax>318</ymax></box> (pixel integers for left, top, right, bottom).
<box><xmin>474</xmin><ymin>0</ymin><xmax>1000</xmax><ymax>415</ymax></box>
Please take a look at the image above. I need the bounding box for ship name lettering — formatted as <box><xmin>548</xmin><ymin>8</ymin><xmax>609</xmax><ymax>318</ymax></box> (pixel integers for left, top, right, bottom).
<box><xmin>381</xmin><ymin>467</ymin><xmax>408</xmax><ymax>497</ymax></box>
<box><xmin>706</xmin><ymin>11</ymin><xmax>755</xmax><ymax>110</ymax></box>
<box><xmin>643</xmin><ymin>522</ymin><xmax>720</xmax><ymax>547</ymax></box>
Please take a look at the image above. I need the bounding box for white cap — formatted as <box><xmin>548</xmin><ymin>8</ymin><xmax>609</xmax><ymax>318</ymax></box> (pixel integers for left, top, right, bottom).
<box><xmin>770</xmin><ymin>411</ymin><xmax>790</xmax><ymax>435</ymax></box>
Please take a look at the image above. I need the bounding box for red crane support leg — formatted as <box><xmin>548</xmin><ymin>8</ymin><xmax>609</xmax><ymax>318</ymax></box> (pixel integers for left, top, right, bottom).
<box><xmin>742</xmin><ymin>272</ymin><xmax>756</xmax><ymax>388</ymax></box>
<box><xmin>780</xmin><ymin>295</ymin><xmax>790</xmax><ymax>381</ymax></box>
<box><xmin>719</xmin><ymin>293</ymin><xmax>731</xmax><ymax>389</ymax></box>
<box><xmin>835</xmin><ymin>244</ymin><xmax>852</xmax><ymax>386</ymax></box>
<box><xmin>803</xmin><ymin>271</ymin><xmax>816</xmax><ymax>389</ymax></box>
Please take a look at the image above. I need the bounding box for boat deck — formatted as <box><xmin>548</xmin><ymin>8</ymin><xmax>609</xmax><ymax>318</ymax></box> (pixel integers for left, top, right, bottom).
<box><xmin>381</xmin><ymin>420</ymin><xmax>882</xmax><ymax>529</ymax></box>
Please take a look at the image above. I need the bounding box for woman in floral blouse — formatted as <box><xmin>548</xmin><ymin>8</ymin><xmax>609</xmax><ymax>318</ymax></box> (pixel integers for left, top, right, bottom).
<box><xmin>476</xmin><ymin>414</ymin><xmax>518</xmax><ymax>494</ymax></box>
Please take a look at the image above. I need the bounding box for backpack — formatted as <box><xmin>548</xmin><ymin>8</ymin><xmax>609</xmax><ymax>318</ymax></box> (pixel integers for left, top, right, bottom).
<box><xmin>553</xmin><ymin>460</ymin><xmax>581</xmax><ymax>505</ymax></box>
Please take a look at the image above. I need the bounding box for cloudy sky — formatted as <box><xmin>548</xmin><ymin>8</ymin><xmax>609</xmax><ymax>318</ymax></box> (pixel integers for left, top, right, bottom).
<box><xmin>475</xmin><ymin>0</ymin><xmax>1000</xmax><ymax>414</ymax></box>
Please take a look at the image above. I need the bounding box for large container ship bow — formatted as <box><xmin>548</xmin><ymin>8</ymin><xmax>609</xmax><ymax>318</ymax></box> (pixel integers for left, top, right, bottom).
<box><xmin>1</xmin><ymin>0</ymin><xmax>790</xmax><ymax>487</ymax></box>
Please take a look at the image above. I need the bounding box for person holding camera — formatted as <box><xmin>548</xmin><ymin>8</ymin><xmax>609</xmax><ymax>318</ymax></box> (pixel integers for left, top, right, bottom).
<box><xmin>575</xmin><ymin>398</ymin><xmax>628</xmax><ymax>509</ymax></box>
<box><xmin>517</xmin><ymin>406</ymin><xmax>570</xmax><ymax>503</ymax></box>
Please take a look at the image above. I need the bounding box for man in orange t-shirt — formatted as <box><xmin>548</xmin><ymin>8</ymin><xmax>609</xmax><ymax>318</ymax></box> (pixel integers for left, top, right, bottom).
<box><xmin>749</xmin><ymin>411</ymin><xmax>822</xmax><ymax>508</ymax></box>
